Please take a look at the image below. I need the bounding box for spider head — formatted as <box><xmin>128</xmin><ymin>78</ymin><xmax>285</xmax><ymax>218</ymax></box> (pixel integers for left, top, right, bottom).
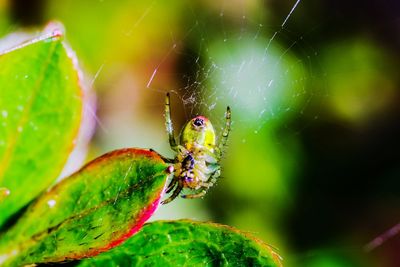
<box><xmin>180</xmin><ymin>115</ymin><xmax>216</xmax><ymax>151</ymax></box>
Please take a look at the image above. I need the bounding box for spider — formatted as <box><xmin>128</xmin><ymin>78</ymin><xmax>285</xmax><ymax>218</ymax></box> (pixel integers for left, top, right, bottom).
<box><xmin>161</xmin><ymin>93</ymin><xmax>231</xmax><ymax>205</ymax></box>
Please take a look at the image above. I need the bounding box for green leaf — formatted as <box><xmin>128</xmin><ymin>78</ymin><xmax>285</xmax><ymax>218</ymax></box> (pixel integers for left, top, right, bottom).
<box><xmin>78</xmin><ymin>220</ymin><xmax>283</xmax><ymax>267</ymax></box>
<box><xmin>0</xmin><ymin>148</ymin><xmax>169</xmax><ymax>266</ymax></box>
<box><xmin>0</xmin><ymin>31</ymin><xmax>83</xmax><ymax>227</ymax></box>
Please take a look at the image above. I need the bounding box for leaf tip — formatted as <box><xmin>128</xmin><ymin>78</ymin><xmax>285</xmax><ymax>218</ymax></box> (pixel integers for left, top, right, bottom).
<box><xmin>165</xmin><ymin>165</ymin><xmax>174</xmax><ymax>174</ymax></box>
<box><xmin>43</xmin><ymin>21</ymin><xmax>65</xmax><ymax>40</ymax></box>
<box><xmin>0</xmin><ymin>21</ymin><xmax>66</xmax><ymax>55</ymax></box>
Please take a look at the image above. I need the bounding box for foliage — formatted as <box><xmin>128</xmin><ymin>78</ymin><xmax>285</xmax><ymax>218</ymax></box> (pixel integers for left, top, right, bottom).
<box><xmin>78</xmin><ymin>220</ymin><xmax>282</xmax><ymax>267</ymax></box>
<box><xmin>0</xmin><ymin>27</ymin><xmax>282</xmax><ymax>266</ymax></box>
<box><xmin>0</xmin><ymin>31</ymin><xmax>82</xmax><ymax>228</ymax></box>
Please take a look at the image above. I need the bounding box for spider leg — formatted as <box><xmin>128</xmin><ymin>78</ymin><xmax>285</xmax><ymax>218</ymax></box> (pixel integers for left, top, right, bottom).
<box><xmin>217</xmin><ymin>106</ymin><xmax>231</xmax><ymax>157</ymax></box>
<box><xmin>204</xmin><ymin>168</ymin><xmax>221</xmax><ymax>186</ymax></box>
<box><xmin>165</xmin><ymin>93</ymin><xmax>178</xmax><ymax>152</ymax></box>
<box><xmin>161</xmin><ymin>179</ymin><xmax>183</xmax><ymax>205</ymax></box>
<box><xmin>149</xmin><ymin>149</ymin><xmax>174</xmax><ymax>163</ymax></box>
<box><xmin>182</xmin><ymin>169</ymin><xmax>220</xmax><ymax>199</ymax></box>
<box><xmin>181</xmin><ymin>189</ymin><xmax>207</xmax><ymax>199</ymax></box>
<box><xmin>166</xmin><ymin>176</ymin><xmax>178</xmax><ymax>193</ymax></box>
<box><xmin>199</xmin><ymin>181</ymin><xmax>212</xmax><ymax>187</ymax></box>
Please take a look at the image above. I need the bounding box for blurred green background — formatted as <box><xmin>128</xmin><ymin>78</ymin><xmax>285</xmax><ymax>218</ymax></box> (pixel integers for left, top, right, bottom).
<box><xmin>1</xmin><ymin>0</ymin><xmax>400</xmax><ymax>266</ymax></box>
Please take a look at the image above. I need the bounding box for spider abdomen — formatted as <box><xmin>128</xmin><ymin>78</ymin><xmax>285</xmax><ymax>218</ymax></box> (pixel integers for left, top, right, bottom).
<box><xmin>174</xmin><ymin>152</ymin><xmax>209</xmax><ymax>189</ymax></box>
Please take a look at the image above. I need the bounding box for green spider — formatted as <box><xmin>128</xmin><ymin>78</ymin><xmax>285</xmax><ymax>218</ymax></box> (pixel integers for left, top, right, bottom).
<box><xmin>161</xmin><ymin>93</ymin><xmax>231</xmax><ymax>204</ymax></box>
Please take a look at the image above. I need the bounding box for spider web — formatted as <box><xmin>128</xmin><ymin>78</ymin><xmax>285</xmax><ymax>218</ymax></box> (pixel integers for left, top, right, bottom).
<box><xmin>80</xmin><ymin>0</ymin><xmax>327</xmax><ymax>227</ymax></box>
<box><xmin>144</xmin><ymin>0</ymin><xmax>323</xmax><ymax>139</ymax></box>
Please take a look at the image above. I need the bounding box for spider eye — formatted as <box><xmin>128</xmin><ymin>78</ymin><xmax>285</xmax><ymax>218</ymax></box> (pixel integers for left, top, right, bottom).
<box><xmin>193</xmin><ymin>118</ymin><xmax>204</xmax><ymax>127</ymax></box>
